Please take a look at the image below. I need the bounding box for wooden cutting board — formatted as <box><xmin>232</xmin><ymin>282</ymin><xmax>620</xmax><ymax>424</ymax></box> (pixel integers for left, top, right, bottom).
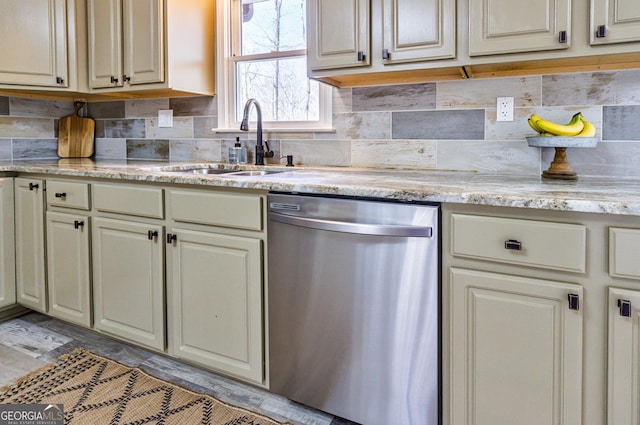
<box><xmin>57</xmin><ymin>101</ymin><xmax>95</xmax><ymax>158</ymax></box>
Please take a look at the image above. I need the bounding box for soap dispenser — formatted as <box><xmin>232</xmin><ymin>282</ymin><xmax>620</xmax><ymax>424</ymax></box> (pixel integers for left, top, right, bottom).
<box><xmin>229</xmin><ymin>137</ymin><xmax>247</xmax><ymax>164</ymax></box>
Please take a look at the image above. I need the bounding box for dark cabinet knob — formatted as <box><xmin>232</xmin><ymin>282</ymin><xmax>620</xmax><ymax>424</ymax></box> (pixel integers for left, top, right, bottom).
<box><xmin>29</xmin><ymin>183</ymin><xmax>39</xmax><ymax>191</ymax></box>
<box><xmin>55</xmin><ymin>192</ymin><xmax>67</xmax><ymax>198</ymax></box>
<box><xmin>74</xmin><ymin>220</ymin><xmax>84</xmax><ymax>230</ymax></box>
<box><xmin>167</xmin><ymin>234</ymin><xmax>177</xmax><ymax>244</ymax></box>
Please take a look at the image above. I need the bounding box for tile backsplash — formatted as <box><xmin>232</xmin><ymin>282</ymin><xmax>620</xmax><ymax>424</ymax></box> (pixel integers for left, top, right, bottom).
<box><xmin>1</xmin><ymin>68</ymin><xmax>640</xmax><ymax>178</ymax></box>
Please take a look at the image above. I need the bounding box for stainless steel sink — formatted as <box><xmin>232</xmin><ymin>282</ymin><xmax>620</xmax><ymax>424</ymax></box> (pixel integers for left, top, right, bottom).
<box><xmin>225</xmin><ymin>170</ymin><xmax>284</xmax><ymax>176</ymax></box>
<box><xmin>183</xmin><ymin>168</ymin><xmax>235</xmax><ymax>175</ymax></box>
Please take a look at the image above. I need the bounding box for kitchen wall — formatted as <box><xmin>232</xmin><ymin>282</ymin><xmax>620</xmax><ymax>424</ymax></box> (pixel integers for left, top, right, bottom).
<box><xmin>1</xmin><ymin>68</ymin><xmax>639</xmax><ymax>178</ymax></box>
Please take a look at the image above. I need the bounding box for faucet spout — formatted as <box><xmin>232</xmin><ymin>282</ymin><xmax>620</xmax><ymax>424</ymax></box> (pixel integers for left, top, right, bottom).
<box><xmin>240</xmin><ymin>98</ymin><xmax>273</xmax><ymax>165</ymax></box>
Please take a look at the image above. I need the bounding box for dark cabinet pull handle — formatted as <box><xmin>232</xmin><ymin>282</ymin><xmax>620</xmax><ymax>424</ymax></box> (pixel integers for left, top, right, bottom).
<box><xmin>357</xmin><ymin>51</ymin><xmax>365</xmax><ymax>61</ymax></box>
<box><xmin>568</xmin><ymin>294</ymin><xmax>580</xmax><ymax>311</ymax></box>
<box><xmin>148</xmin><ymin>230</ymin><xmax>158</xmax><ymax>240</ymax></box>
<box><xmin>29</xmin><ymin>183</ymin><xmax>39</xmax><ymax>191</ymax></box>
<box><xmin>382</xmin><ymin>49</ymin><xmax>390</xmax><ymax>60</ymax></box>
<box><xmin>55</xmin><ymin>192</ymin><xmax>67</xmax><ymax>198</ymax></box>
<box><xmin>56</xmin><ymin>77</ymin><xmax>64</xmax><ymax>84</ymax></box>
<box><xmin>110</xmin><ymin>76</ymin><xmax>119</xmax><ymax>84</ymax></box>
<box><xmin>74</xmin><ymin>220</ymin><xmax>84</xmax><ymax>229</ymax></box>
<box><xmin>504</xmin><ymin>239</ymin><xmax>522</xmax><ymax>250</ymax></box>
<box><xmin>167</xmin><ymin>234</ymin><xmax>177</xmax><ymax>244</ymax></box>
<box><xmin>558</xmin><ymin>31</ymin><xmax>567</xmax><ymax>43</ymax></box>
<box><xmin>618</xmin><ymin>299</ymin><xmax>632</xmax><ymax>317</ymax></box>
<box><xmin>123</xmin><ymin>75</ymin><xmax>131</xmax><ymax>82</ymax></box>
<box><xmin>596</xmin><ymin>25</ymin><xmax>606</xmax><ymax>38</ymax></box>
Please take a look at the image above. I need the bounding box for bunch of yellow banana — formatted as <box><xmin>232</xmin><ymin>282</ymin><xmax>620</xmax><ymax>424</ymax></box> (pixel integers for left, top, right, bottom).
<box><xmin>528</xmin><ymin>112</ymin><xmax>596</xmax><ymax>137</ymax></box>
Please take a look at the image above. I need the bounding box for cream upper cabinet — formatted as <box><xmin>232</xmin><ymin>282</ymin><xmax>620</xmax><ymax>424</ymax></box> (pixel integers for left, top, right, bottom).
<box><xmin>607</xmin><ymin>287</ymin><xmax>640</xmax><ymax>425</ymax></box>
<box><xmin>0</xmin><ymin>179</ymin><xmax>16</xmax><ymax>310</ymax></box>
<box><xmin>307</xmin><ymin>0</ymin><xmax>371</xmax><ymax>70</ymax></box>
<box><xmin>591</xmin><ymin>0</ymin><xmax>640</xmax><ymax>45</ymax></box>
<box><xmin>0</xmin><ymin>0</ymin><xmax>69</xmax><ymax>87</ymax></box>
<box><xmin>382</xmin><ymin>0</ymin><xmax>455</xmax><ymax>64</ymax></box>
<box><xmin>88</xmin><ymin>0</ymin><xmax>163</xmax><ymax>89</ymax></box>
<box><xmin>450</xmin><ymin>268</ymin><xmax>583</xmax><ymax>425</ymax></box>
<box><xmin>14</xmin><ymin>178</ymin><xmax>47</xmax><ymax>313</ymax></box>
<box><xmin>87</xmin><ymin>0</ymin><xmax>123</xmax><ymax>89</ymax></box>
<box><xmin>87</xmin><ymin>0</ymin><xmax>214</xmax><ymax>95</ymax></box>
<box><xmin>469</xmin><ymin>0</ymin><xmax>571</xmax><ymax>56</ymax></box>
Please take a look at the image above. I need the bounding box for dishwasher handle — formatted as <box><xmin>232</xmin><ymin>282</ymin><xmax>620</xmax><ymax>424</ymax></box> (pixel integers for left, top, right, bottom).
<box><xmin>269</xmin><ymin>211</ymin><xmax>433</xmax><ymax>237</ymax></box>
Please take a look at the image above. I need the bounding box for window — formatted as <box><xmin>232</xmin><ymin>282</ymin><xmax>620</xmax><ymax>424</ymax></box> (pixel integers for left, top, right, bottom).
<box><xmin>217</xmin><ymin>0</ymin><xmax>332</xmax><ymax>130</ymax></box>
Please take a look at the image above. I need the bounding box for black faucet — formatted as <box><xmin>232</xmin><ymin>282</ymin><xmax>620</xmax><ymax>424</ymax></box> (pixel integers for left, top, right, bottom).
<box><xmin>240</xmin><ymin>98</ymin><xmax>274</xmax><ymax>165</ymax></box>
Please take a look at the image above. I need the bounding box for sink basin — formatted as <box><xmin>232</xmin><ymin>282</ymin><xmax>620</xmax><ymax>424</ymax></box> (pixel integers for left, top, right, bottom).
<box><xmin>182</xmin><ymin>168</ymin><xmax>235</xmax><ymax>175</ymax></box>
<box><xmin>225</xmin><ymin>170</ymin><xmax>284</xmax><ymax>177</ymax></box>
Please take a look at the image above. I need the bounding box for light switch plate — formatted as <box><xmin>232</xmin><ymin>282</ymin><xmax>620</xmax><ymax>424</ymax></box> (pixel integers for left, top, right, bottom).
<box><xmin>496</xmin><ymin>97</ymin><xmax>514</xmax><ymax>122</ymax></box>
<box><xmin>158</xmin><ymin>109</ymin><xmax>173</xmax><ymax>127</ymax></box>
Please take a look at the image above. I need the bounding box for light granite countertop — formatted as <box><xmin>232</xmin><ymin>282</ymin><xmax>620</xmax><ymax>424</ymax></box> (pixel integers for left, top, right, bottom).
<box><xmin>2</xmin><ymin>159</ymin><xmax>640</xmax><ymax>216</ymax></box>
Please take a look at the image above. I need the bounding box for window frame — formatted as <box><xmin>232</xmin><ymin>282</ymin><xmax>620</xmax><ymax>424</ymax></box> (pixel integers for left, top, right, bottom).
<box><xmin>215</xmin><ymin>0</ymin><xmax>332</xmax><ymax>132</ymax></box>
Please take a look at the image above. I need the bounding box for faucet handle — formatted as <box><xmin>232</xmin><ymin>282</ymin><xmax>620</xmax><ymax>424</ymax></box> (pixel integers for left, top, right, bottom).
<box><xmin>263</xmin><ymin>140</ymin><xmax>275</xmax><ymax>158</ymax></box>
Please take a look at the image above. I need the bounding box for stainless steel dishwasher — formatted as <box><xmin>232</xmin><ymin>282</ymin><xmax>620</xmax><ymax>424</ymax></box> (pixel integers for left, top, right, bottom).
<box><xmin>267</xmin><ymin>193</ymin><xmax>440</xmax><ymax>425</ymax></box>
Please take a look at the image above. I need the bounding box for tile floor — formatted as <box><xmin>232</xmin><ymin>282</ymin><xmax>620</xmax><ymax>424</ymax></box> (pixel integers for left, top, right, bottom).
<box><xmin>0</xmin><ymin>312</ymin><xmax>357</xmax><ymax>425</ymax></box>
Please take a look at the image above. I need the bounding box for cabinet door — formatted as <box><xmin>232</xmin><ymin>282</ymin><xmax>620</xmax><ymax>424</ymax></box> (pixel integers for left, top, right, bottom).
<box><xmin>469</xmin><ymin>0</ymin><xmax>571</xmax><ymax>56</ymax></box>
<box><xmin>450</xmin><ymin>268</ymin><xmax>583</xmax><ymax>425</ymax></box>
<box><xmin>591</xmin><ymin>0</ymin><xmax>640</xmax><ymax>45</ymax></box>
<box><xmin>169</xmin><ymin>228</ymin><xmax>263</xmax><ymax>384</ymax></box>
<box><xmin>87</xmin><ymin>0</ymin><xmax>123</xmax><ymax>88</ymax></box>
<box><xmin>607</xmin><ymin>287</ymin><xmax>640</xmax><ymax>425</ymax></box>
<box><xmin>46</xmin><ymin>212</ymin><xmax>91</xmax><ymax>327</ymax></box>
<box><xmin>14</xmin><ymin>178</ymin><xmax>47</xmax><ymax>313</ymax></box>
<box><xmin>382</xmin><ymin>0</ymin><xmax>455</xmax><ymax>64</ymax></box>
<box><xmin>307</xmin><ymin>0</ymin><xmax>370</xmax><ymax>70</ymax></box>
<box><xmin>122</xmin><ymin>0</ymin><xmax>165</xmax><ymax>85</ymax></box>
<box><xmin>0</xmin><ymin>179</ymin><xmax>16</xmax><ymax>309</ymax></box>
<box><xmin>0</xmin><ymin>0</ymin><xmax>68</xmax><ymax>87</ymax></box>
<box><xmin>92</xmin><ymin>217</ymin><xmax>165</xmax><ymax>351</ymax></box>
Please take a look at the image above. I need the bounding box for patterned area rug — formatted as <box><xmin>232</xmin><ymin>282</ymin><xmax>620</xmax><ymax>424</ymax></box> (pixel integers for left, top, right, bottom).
<box><xmin>0</xmin><ymin>349</ymin><xmax>288</xmax><ymax>425</ymax></box>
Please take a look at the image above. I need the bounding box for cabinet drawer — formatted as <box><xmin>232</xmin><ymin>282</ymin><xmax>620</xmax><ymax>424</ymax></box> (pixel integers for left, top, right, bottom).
<box><xmin>609</xmin><ymin>227</ymin><xmax>640</xmax><ymax>280</ymax></box>
<box><xmin>46</xmin><ymin>181</ymin><xmax>90</xmax><ymax>210</ymax></box>
<box><xmin>169</xmin><ymin>190</ymin><xmax>262</xmax><ymax>231</ymax></box>
<box><xmin>94</xmin><ymin>184</ymin><xmax>164</xmax><ymax>219</ymax></box>
<box><xmin>451</xmin><ymin>214</ymin><xmax>586</xmax><ymax>273</ymax></box>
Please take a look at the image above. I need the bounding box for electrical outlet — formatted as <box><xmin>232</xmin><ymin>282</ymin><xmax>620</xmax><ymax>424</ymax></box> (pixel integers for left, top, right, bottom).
<box><xmin>158</xmin><ymin>109</ymin><xmax>173</xmax><ymax>127</ymax></box>
<box><xmin>496</xmin><ymin>97</ymin><xmax>514</xmax><ymax>122</ymax></box>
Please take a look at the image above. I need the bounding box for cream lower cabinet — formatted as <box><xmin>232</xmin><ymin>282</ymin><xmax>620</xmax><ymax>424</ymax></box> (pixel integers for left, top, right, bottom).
<box><xmin>167</xmin><ymin>188</ymin><xmax>265</xmax><ymax>384</ymax></box>
<box><xmin>450</xmin><ymin>268</ymin><xmax>583</xmax><ymax>425</ymax></box>
<box><xmin>46</xmin><ymin>212</ymin><xmax>91</xmax><ymax>327</ymax></box>
<box><xmin>92</xmin><ymin>217</ymin><xmax>165</xmax><ymax>351</ymax></box>
<box><xmin>607</xmin><ymin>287</ymin><xmax>640</xmax><ymax>425</ymax></box>
<box><xmin>168</xmin><ymin>229</ymin><xmax>263</xmax><ymax>384</ymax></box>
<box><xmin>0</xmin><ymin>178</ymin><xmax>16</xmax><ymax>309</ymax></box>
<box><xmin>14</xmin><ymin>178</ymin><xmax>47</xmax><ymax>313</ymax></box>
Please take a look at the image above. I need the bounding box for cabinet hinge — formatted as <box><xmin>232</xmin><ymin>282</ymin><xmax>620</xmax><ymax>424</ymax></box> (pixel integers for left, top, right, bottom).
<box><xmin>568</xmin><ymin>293</ymin><xmax>580</xmax><ymax>310</ymax></box>
<box><xmin>618</xmin><ymin>299</ymin><xmax>632</xmax><ymax>317</ymax></box>
<box><xmin>596</xmin><ymin>25</ymin><xmax>606</xmax><ymax>38</ymax></box>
